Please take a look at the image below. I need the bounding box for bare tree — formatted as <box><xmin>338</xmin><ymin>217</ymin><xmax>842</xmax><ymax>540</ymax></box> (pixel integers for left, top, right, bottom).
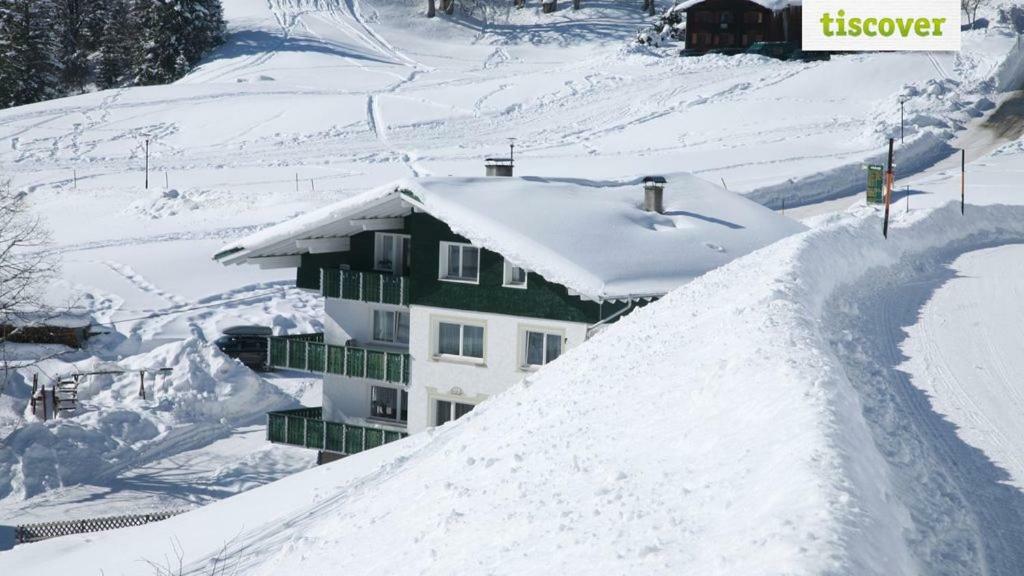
<box><xmin>427</xmin><ymin>0</ymin><xmax>436</xmax><ymax>18</ymax></box>
<box><xmin>0</xmin><ymin>179</ymin><xmax>59</xmax><ymax>395</ymax></box>
<box><xmin>962</xmin><ymin>0</ymin><xmax>984</xmax><ymax>30</ymax></box>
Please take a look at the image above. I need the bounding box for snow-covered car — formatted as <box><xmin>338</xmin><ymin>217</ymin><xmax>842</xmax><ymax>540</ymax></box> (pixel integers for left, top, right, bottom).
<box><xmin>215</xmin><ymin>326</ymin><xmax>272</xmax><ymax>371</ymax></box>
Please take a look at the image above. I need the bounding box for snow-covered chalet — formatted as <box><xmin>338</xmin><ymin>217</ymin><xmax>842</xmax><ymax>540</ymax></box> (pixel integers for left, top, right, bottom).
<box><xmin>215</xmin><ymin>167</ymin><xmax>805</xmax><ymax>462</ymax></box>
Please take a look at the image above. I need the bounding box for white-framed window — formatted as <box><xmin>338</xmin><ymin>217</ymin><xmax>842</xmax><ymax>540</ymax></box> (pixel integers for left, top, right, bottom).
<box><xmin>372</xmin><ymin>309</ymin><xmax>410</xmax><ymax>345</ymax></box>
<box><xmin>503</xmin><ymin>259</ymin><xmax>528</xmax><ymax>289</ymax></box>
<box><xmin>375</xmin><ymin>233</ymin><xmax>410</xmax><ymax>275</ymax></box>
<box><xmin>434</xmin><ymin>399</ymin><xmax>475</xmax><ymax>426</ymax></box>
<box><xmin>371</xmin><ymin>386</ymin><xmax>408</xmax><ymax>422</ymax></box>
<box><xmin>434</xmin><ymin>319</ymin><xmax>485</xmax><ymax>360</ymax></box>
<box><xmin>520</xmin><ymin>327</ymin><xmax>563</xmax><ymax>368</ymax></box>
<box><xmin>439</xmin><ymin>241</ymin><xmax>480</xmax><ymax>284</ymax></box>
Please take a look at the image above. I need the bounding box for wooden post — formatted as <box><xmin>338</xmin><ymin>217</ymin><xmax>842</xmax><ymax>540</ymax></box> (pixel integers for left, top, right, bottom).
<box><xmin>961</xmin><ymin>149</ymin><xmax>966</xmax><ymax>215</ymax></box>
<box><xmin>51</xmin><ymin>387</ymin><xmax>58</xmax><ymax>419</ymax></box>
<box><xmin>138</xmin><ymin>371</ymin><xmax>146</xmax><ymax>400</ymax></box>
<box><xmin>883</xmin><ymin>138</ymin><xmax>894</xmax><ymax>238</ymax></box>
<box><xmin>144</xmin><ymin>139</ymin><xmax>150</xmax><ymax>190</ymax></box>
<box><xmin>31</xmin><ymin>374</ymin><xmax>38</xmax><ymax>416</ymax></box>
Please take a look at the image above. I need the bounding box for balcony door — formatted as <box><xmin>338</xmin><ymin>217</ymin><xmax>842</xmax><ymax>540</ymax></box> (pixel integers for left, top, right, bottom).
<box><xmin>375</xmin><ymin>233</ymin><xmax>411</xmax><ymax>275</ymax></box>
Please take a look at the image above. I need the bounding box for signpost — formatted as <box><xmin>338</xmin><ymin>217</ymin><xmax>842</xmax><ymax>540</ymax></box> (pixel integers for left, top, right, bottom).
<box><xmin>883</xmin><ymin>138</ymin><xmax>895</xmax><ymax>238</ymax></box>
<box><xmin>866</xmin><ymin>164</ymin><xmax>885</xmax><ymax>204</ymax></box>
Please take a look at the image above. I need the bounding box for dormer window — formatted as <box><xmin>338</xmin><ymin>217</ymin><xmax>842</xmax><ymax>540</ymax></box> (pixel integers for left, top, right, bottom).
<box><xmin>439</xmin><ymin>242</ymin><xmax>480</xmax><ymax>284</ymax></box>
<box><xmin>503</xmin><ymin>259</ymin><xmax>528</xmax><ymax>289</ymax></box>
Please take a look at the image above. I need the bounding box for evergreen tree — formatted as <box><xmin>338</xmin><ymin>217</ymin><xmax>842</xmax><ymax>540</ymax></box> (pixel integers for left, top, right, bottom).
<box><xmin>0</xmin><ymin>0</ymin><xmax>225</xmax><ymax>108</ymax></box>
<box><xmin>0</xmin><ymin>3</ymin><xmax>16</xmax><ymax>107</ymax></box>
<box><xmin>135</xmin><ymin>0</ymin><xmax>185</xmax><ymax>85</ymax></box>
<box><xmin>0</xmin><ymin>0</ymin><xmax>62</xmax><ymax>107</ymax></box>
<box><xmin>55</xmin><ymin>0</ymin><xmax>92</xmax><ymax>92</ymax></box>
<box><xmin>96</xmin><ymin>0</ymin><xmax>139</xmax><ymax>89</ymax></box>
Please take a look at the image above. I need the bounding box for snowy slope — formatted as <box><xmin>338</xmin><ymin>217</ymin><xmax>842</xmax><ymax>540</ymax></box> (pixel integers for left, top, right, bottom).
<box><xmin>5</xmin><ymin>134</ymin><xmax>1024</xmax><ymax>575</ymax></box>
<box><xmin>2</xmin><ymin>0</ymin><xmax>1024</xmax><ymax>563</ymax></box>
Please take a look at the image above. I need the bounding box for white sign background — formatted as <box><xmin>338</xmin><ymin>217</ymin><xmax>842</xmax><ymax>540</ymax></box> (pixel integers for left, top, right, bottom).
<box><xmin>802</xmin><ymin>0</ymin><xmax>961</xmax><ymax>52</ymax></box>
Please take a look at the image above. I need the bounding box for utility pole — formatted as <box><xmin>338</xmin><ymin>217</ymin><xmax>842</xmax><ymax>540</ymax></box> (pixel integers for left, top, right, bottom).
<box><xmin>883</xmin><ymin>138</ymin><xmax>894</xmax><ymax>238</ymax></box>
<box><xmin>899</xmin><ymin>97</ymin><xmax>908</xmax><ymax>144</ymax></box>
<box><xmin>961</xmin><ymin>149</ymin><xmax>966</xmax><ymax>215</ymax></box>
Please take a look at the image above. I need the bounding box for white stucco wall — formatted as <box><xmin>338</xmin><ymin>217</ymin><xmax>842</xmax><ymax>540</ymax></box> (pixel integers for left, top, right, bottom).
<box><xmin>322</xmin><ymin>297</ymin><xmax>411</xmax><ymax>426</ymax></box>
<box><xmin>407</xmin><ymin>304</ymin><xmax>589</xmax><ymax>433</ymax></box>
<box><xmin>324</xmin><ymin>298</ymin><xmax>408</xmax><ymax>347</ymax></box>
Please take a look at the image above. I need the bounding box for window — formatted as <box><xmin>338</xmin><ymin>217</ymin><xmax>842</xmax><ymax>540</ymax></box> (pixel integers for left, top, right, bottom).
<box><xmin>371</xmin><ymin>386</ymin><xmax>405</xmax><ymax>421</ymax></box>
<box><xmin>523</xmin><ymin>330</ymin><xmax>562</xmax><ymax>367</ymax></box>
<box><xmin>743</xmin><ymin>10</ymin><xmax>763</xmax><ymax>24</ymax></box>
<box><xmin>375</xmin><ymin>233</ymin><xmax>410</xmax><ymax>275</ymax></box>
<box><xmin>437</xmin><ymin>321</ymin><xmax>485</xmax><ymax>359</ymax></box>
<box><xmin>503</xmin><ymin>259</ymin><xmax>528</xmax><ymax>289</ymax></box>
<box><xmin>696</xmin><ymin>11</ymin><xmax>716</xmax><ymax>24</ymax></box>
<box><xmin>372</xmin><ymin>309</ymin><xmax>409</xmax><ymax>344</ymax></box>
<box><xmin>439</xmin><ymin>242</ymin><xmax>480</xmax><ymax>283</ymax></box>
<box><xmin>435</xmin><ymin>399</ymin><xmax>475</xmax><ymax>426</ymax></box>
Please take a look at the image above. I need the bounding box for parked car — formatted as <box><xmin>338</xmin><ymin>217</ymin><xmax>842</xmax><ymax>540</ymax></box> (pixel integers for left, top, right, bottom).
<box><xmin>215</xmin><ymin>326</ymin><xmax>272</xmax><ymax>370</ymax></box>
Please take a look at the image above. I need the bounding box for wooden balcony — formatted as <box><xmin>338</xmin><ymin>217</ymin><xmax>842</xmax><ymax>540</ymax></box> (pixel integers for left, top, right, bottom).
<box><xmin>268</xmin><ymin>334</ymin><xmax>410</xmax><ymax>385</ymax></box>
<box><xmin>267</xmin><ymin>407</ymin><xmax>406</xmax><ymax>455</ymax></box>
<box><xmin>321</xmin><ymin>269</ymin><xmax>409</xmax><ymax>306</ymax></box>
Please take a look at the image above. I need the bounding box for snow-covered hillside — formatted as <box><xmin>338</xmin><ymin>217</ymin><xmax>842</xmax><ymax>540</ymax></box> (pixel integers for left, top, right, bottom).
<box><xmin>4</xmin><ymin>127</ymin><xmax>1024</xmax><ymax>575</ymax></box>
<box><xmin>2</xmin><ymin>0</ymin><xmax>1024</xmax><ymax>569</ymax></box>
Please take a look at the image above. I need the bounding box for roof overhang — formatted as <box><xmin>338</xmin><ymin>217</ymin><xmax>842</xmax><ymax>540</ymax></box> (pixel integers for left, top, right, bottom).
<box><xmin>216</xmin><ymin>191</ymin><xmax>414</xmax><ymax>266</ymax></box>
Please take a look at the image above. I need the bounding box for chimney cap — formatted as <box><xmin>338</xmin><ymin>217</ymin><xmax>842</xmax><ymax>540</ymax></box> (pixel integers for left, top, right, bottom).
<box><xmin>643</xmin><ymin>176</ymin><xmax>667</xmax><ymax>185</ymax></box>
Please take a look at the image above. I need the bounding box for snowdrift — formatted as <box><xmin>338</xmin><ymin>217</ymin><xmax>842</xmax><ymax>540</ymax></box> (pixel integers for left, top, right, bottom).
<box><xmin>0</xmin><ymin>339</ymin><xmax>293</xmax><ymax>501</ymax></box>
<box><xmin>6</xmin><ymin>186</ymin><xmax>1024</xmax><ymax>574</ymax></box>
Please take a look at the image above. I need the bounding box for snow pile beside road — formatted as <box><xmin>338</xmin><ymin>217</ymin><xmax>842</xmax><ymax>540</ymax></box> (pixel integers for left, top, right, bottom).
<box><xmin>0</xmin><ymin>339</ymin><xmax>292</xmax><ymax>501</ymax></box>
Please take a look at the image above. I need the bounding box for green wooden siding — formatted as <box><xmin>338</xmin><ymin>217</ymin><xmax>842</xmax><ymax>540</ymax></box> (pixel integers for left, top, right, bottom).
<box><xmin>292</xmin><ymin>213</ymin><xmax>635</xmax><ymax>325</ymax></box>
<box><xmin>406</xmin><ymin>212</ymin><xmax>628</xmax><ymax>323</ymax></box>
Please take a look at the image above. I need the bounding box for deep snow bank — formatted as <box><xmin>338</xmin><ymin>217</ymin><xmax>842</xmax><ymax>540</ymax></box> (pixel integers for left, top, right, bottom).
<box><xmin>0</xmin><ymin>339</ymin><xmax>293</xmax><ymax>500</ymax></box>
<box><xmin>5</xmin><ymin>191</ymin><xmax>1024</xmax><ymax>574</ymax></box>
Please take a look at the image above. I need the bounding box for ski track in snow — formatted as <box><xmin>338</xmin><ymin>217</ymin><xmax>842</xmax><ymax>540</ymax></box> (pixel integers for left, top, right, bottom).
<box><xmin>827</xmin><ymin>241</ymin><xmax>1024</xmax><ymax>575</ymax></box>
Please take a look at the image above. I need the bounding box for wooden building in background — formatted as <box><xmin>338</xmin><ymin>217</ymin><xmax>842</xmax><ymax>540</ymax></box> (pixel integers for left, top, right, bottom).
<box><xmin>684</xmin><ymin>0</ymin><xmax>803</xmax><ymax>53</ymax></box>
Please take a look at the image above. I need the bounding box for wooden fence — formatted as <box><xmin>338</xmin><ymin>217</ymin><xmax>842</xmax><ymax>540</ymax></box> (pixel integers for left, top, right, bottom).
<box><xmin>15</xmin><ymin>510</ymin><xmax>188</xmax><ymax>544</ymax></box>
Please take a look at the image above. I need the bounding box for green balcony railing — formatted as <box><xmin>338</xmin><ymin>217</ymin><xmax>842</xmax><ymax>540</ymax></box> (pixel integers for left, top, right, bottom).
<box><xmin>267</xmin><ymin>334</ymin><xmax>409</xmax><ymax>385</ymax></box>
<box><xmin>267</xmin><ymin>407</ymin><xmax>406</xmax><ymax>456</ymax></box>
<box><xmin>320</xmin><ymin>269</ymin><xmax>409</xmax><ymax>306</ymax></box>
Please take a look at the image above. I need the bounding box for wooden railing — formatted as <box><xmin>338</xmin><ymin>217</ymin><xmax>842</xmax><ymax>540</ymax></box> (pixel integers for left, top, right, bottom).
<box><xmin>322</xmin><ymin>269</ymin><xmax>409</xmax><ymax>306</ymax></box>
<box><xmin>267</xmin><ymin>407</ymin><xmax>406</xmax><ymax>455</ymax></box>
<box><xmin>268</xmin><ymin>334</ymin><xmax>409</xmax><ymax>385</ymax></box>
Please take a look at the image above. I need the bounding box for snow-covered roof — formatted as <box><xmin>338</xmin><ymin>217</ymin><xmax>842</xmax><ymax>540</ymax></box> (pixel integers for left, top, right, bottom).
<box><xmin>216</xmin><ymin>175</ymin><xmax>805</xmax><ymax>301</ymax></box>
<box><xmin>674</xmin><ymin>0</ymin><xmax>800</xmax><ymax>11</ymax></box>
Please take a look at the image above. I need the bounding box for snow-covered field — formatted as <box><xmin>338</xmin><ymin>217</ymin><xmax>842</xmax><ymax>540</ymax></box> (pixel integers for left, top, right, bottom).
<box><xmin>2</xmin><ymin>0</ymin><xmax>1024</xmax><ymax>571</ymax></box>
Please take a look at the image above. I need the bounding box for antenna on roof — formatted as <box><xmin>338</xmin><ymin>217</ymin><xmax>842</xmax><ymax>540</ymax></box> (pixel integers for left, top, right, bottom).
<box><xmin>508</xmin><ymin>137</ymin><xmax>516</xmax><ymax>168</ymax></box>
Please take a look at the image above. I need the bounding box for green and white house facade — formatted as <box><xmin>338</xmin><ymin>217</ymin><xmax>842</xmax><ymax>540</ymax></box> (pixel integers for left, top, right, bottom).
<box><xmin>215</xmin><ymin>171</ymin><xmax>804</xmax><ymax>459</ymax></box>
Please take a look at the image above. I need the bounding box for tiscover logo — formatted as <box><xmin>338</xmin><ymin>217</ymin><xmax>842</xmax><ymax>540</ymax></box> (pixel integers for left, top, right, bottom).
<box><xmin>803</xmin><ymin>0</ymin><xmax>961</xmax><ymax>52</ymax></box>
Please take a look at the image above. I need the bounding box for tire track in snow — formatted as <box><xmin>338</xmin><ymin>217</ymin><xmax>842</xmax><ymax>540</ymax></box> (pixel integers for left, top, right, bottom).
<box><xmin>826</xmin><ymin>239</ymin><xmax>1024</xmax><ymax>575</ymax></box>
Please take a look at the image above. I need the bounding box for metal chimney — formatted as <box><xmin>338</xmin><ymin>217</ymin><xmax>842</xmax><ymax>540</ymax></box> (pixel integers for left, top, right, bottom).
<box><xmin>642</xmin><ymin>176</ymin><xmax>667</xmax><ymax>213</ymax></box>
